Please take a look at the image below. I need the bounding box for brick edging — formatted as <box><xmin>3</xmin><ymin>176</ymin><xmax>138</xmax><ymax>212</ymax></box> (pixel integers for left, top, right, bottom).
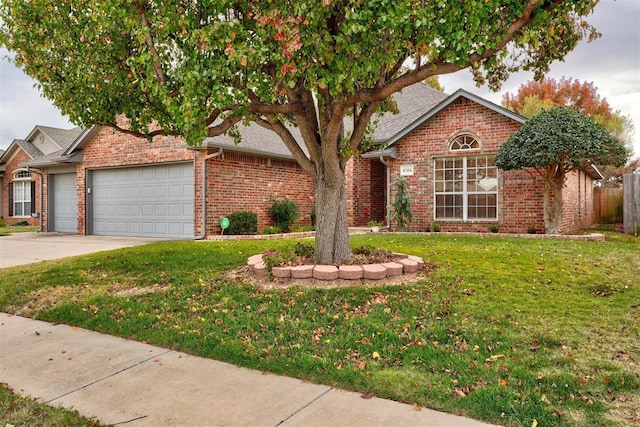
<box><xmin>247</xmin><ymin>253</ymin><xmax>425</xmax><ymax>282</ymax></box>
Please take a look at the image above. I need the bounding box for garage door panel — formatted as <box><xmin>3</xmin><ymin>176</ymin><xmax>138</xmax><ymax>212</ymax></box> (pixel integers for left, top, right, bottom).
<box><xmin>92</xmin><ymin>164</ymin><xmax>194</xmax><ymax>238</ymax></box>
<box><xmin>52</xmin><ymin>173</ymin><xmax>78</xmax><ymax>233</ymax></box>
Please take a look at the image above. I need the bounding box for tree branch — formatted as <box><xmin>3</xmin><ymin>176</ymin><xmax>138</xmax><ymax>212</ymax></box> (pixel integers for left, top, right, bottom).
<box><xmin>134</xmin><ymin>1</ymin><xmax>167</xmax><ymax>87</ymax></box>
<box><xmin>349</xmin><ymin>101</ymin><xmax>382</xmax><ymax>154</ymax></box>
<box><xmin>254</xmin><ymin>117</ymin><xmax>316</xmax><ymax>175</ymax></box>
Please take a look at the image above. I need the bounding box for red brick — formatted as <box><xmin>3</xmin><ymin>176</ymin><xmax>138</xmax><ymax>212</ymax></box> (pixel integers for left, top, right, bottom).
<box><xmin>339</xmin><ymin>265</ymin><xmax>364</xmax><ymax>280</ymax></box>
<box><xmin>363</xmin><ymin>264</ymin><xmax>387</xmax><ymax>280</ymax></box>
<box><xmin>313</xmin><ymin>265</ymin><xmax>339</xmax><ymax>280</ymax></box>
<box><xmin>291</xmin><ymin>265</ymin><xmax>314</xmax><ymax>279</ymax></box>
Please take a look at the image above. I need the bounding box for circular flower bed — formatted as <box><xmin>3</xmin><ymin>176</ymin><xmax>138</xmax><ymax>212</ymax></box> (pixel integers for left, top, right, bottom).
<box><xmin>246</xmin><ymin>252</ymin><xmax>426</xmax><ymax>285</ymax></box>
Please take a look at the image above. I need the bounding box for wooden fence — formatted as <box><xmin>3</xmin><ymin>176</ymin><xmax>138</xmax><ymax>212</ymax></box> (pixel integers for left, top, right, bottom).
<box><xmin>594</xmin><ymin>187</ymin><xmax>623</xmax><ymax>224</ymax></box>
<box><xmin>623</xmin><ymin>174</ymin><xmax>640</xmax><ymax>236</ymax></box>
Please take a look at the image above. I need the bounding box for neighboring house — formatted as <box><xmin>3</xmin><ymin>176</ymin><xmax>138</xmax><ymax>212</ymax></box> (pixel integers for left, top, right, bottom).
<box><xmin>0</xmin><ymin>84</ymin><xmax>601</xmax><ymax>238</ymax></box>
<box><xmin>0</xmin><ymin>126</ymin><xmax>83</xmax><ymax>228</ymax></box>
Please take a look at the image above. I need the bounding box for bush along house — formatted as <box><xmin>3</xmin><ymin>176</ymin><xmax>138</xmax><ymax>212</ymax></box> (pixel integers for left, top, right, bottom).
<box><xmin>1</xmin><ymin>84</ymin><xmax>601</xmax><ymax>238</ymax></box>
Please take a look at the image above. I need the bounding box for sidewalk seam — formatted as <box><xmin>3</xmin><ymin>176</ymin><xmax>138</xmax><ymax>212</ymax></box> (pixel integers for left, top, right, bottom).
<box><xmin>44</xmin><ymin>349</ymin><xmax>173</xmax><ymax>404</ymax></box>
<box><xmin>275</xmin><ymin>387</ymin><xmax>332</xmax><ymax>426</ymax></box>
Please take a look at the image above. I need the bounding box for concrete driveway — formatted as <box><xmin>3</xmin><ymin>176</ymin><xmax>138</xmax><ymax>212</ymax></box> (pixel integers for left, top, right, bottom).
<box><xmin>0</xmin><ymin>233</ymin><xmax>160</xmax><ymax>269</ymax></box>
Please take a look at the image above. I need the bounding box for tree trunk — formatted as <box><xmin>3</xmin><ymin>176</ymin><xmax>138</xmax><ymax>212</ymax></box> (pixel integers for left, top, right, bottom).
<box><xmin>543</xmin><ymin>170</ymin><xmax>566</xmax><ymax>234</ymax></box>
<box><xmin>314</xmin><ymin>166</ymin><xmax>352</xmax><ymax>264</ymax></box>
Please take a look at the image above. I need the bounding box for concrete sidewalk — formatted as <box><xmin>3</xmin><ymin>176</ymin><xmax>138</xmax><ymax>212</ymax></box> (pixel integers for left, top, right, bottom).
<box><xmin>0</xmin><ymin>233</ymin><xmax>159</xmax><ymax>268</ymax></box>
<box><xmin>0</xmin><ymin>313</ymin><xmax>494</xmax><ymax>426</ymax></box>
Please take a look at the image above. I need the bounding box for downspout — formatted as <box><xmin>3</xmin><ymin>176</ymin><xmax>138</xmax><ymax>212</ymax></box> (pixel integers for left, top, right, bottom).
<box><xmin>194</xmin><ymin>148</ymin><xmax>223</xmax><ymax>240</ymax></box>
<box><xmin>27</xmin><ymin>167</ymin><xmax>44</xmax><ymax>233</ymax></box>
<box><xmin>379</xmin><ymin>156</ymin><xmax>391</xmax><ymax>230</ymax></box>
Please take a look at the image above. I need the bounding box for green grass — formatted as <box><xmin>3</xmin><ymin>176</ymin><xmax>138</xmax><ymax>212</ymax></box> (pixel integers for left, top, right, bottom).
<box><xmin>0</xmin><ymin>234</ymin><xmax>638</xmax><ymax>426</ymax></box>
<box><xmin>0</xmin><ymin>383</ymin><xmax>99</xmax><ymax>426</ymax></box>
<box><xmin>0</xmin><ymin>225</ymin><xmax>39</xmax><ymax>236</ymax></box>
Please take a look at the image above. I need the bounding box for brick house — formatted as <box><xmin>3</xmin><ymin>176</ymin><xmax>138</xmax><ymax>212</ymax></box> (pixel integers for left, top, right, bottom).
<box><xmin>0</xmin><ymin>126</ymin><xmax>83</xmax><ymax>228</ymax></box>
<box><xmin>354</xmin><ymin>89</ymin><xmax>601</xmax><ymax>234</ymax></box>
<box><xmin>1</xmin><ymin>84</ymin><xmax>601</xmax><ymax>237</ymax></box>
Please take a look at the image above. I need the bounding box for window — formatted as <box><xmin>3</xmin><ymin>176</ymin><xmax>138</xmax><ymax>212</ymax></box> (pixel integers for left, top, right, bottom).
<box><xmin>450</xmin><ymin>135</ymin><xmax>480</xmax><ymax>151</ymax></box>
<box><xmin>434</xmin><ymin>156</ymin><xmax>498</xmax><ymax>220</ymax></box>
<box><xmin>10</xmin><ymin>169</ymin><xmax>34</xmax><ymax>217</ymax></box>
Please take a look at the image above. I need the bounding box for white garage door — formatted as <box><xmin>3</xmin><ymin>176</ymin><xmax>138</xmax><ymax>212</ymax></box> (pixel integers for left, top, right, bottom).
<box><xmin>91</xmin><ymin>163</ymin><xmax>194</xmax><ymax>238</ymax></box>
<box><xmin>52</xmin><ymin>173</ymin><xmax>78</xmax><ymax>233</ymax></box>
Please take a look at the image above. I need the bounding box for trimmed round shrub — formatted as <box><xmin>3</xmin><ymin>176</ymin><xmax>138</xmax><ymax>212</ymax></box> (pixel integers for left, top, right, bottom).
<box><xmin>226</xmin><ymin>211</ymin><xmax>258</xmax><ymax>235</ymax></box>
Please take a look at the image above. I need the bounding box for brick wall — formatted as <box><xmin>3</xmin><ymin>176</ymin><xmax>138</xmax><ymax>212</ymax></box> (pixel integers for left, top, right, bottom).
<box><xmin>206</xmin><ymin>151</ymin><xmax>315</xmax><ymax>234</ymax></box>
<box><xmin>78</xmin><ymin>127</ymin><xmax>315</xmax><ymax>236</ymax></box>
<box><xmin>372</xmin><ymin>97</ymin><xmax>549</xmax><ymax>233</ymax></box>
<box><xmin>77</xmin><ymin>126</ymin><xmax>199</xmax><ymax>235</ymax></box>
<box><xmin>349</xmin><ymin>157</ymin><xmax>386</xmax><ymax>226</ymax></box>
<box><xmin>1</xmin><ymin>149</ymin><xmax>42</xmax><ymax>226</ymax></box>
<box><xmin>559</xmin><ymin>169</ymin><xmax>596</xmax><ymax>233</ymax></box>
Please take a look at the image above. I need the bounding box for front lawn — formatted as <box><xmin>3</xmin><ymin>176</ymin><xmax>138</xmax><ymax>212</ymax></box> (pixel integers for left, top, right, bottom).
<box><xmin>0</xmin><ymin>234</ymin><xmax>638</xmax><ymax>426</ymax></box>
<box><xmin>0</xmin><ymin>225</ymin><xmax>39</xmax><ymax>236</ymax></box>
<box><xmin>1</xmin><ymin>382</ymin><xmax>99</xmax><ymax>426</ymax></box>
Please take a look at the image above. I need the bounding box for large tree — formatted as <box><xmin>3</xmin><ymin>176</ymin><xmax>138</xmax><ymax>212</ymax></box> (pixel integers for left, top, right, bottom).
<box><xmin>495</xmin><ymin>107</ymin><xmax>627</xmax><ymax>234</ymax></box>
<box><xmin>502</xmin><ymin>77</ymin><xmax>637</xmax><ymax>187</ymax></box>
<box><xmin>1</xmin><ymin>0</ymin><xmax>601</xmax><ymax>262</ymax></box>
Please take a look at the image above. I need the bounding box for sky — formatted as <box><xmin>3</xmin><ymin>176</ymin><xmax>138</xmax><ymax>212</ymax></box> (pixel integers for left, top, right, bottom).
<box><xmin>1</xmin><ymin>0</ymin><xmax>639</xmax><ymax>158</ymax></box>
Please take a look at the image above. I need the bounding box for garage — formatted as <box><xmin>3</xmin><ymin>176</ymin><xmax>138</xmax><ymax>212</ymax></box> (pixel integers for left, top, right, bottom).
<box><xmin>89</xmin><ymin>163</ymin><xmax>194</xmax><ymax>238</ymax></box>
<box><xmin>51</xmin><ymin>173</ymin><xmax>78</xmax><ymax>233</ymax></box>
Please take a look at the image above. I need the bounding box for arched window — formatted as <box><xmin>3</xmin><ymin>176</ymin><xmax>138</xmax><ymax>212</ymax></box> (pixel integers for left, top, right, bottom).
<box><xmin>10</xmin><ymin>169</ymin><xmax>34</xmax><ymax>217</ymax></box>
<box><xmin>13</xmin><ymin>169</ymin><xmax>32</xmax><ymax>180</ymax></box>
<box><xmin>450</xmin><ymin>135</ymin><xmax>480</xmax><ymax>151</ymax></box>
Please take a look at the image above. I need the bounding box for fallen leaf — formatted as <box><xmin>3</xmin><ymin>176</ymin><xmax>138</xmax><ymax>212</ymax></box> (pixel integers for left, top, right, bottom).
<box><xmin>485</xmin><ymin>354</ymin><xmax>505</xmax><ymax>363</ymax></box>
<box><xmin>619</xmin><ymin>395</ymin><xmax>628</xmax><ymax>402</ymax></box>
<box><xmin>532</xmin><ymin>420</ymin><xmax>538</xmax><ymax>427</ymax></box>
<box><xmin>358</xmin><ymin>361</ymin><xmax>366</xmax><ymax>370</ymax></box>
<box><xmin>453</xmin><ymin>389</ymin><xmax>467</xmax><ymax>398</ymax></box>
<box><xmin>262</xmin><ymin>371</ymin><xmax>271</xmax><ymax>376</ymax></box>
<box><xmin>413</xmin><ymin>403</ymin><xmax>422</xmax><ymax>411</ymax></box>
<box><xmin>540</xmin><ymin>394</ymin><xmax>551</xmax><ymax>404</ymax></box>
<box><xmin>361</xmin><ymin>392</ymin><xmax>374</xmax><ymax>399</ymax></box>
<box><xmin>372</xmin><ymin>351</ymin><xmax>381</xmax><ymax>360</ymax></box>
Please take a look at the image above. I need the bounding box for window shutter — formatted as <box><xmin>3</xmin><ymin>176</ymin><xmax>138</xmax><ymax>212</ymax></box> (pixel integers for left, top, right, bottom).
<box><xmin>31</xmin><ymin>181</ymin><xmax>36</xmax><ymax>214</ymax></box>
<box><xmin>8</xmin><ymin>182</ymin><xmax>14</xmax><ymax>216</ymax></box>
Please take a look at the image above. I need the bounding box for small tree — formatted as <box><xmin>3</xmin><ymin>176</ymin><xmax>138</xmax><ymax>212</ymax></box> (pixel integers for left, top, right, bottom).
<box><xmin>269</xmin><ymin>198</ymin><xmax>300</xmax><ymax>232</ymax></box>
<box><xmin>495</xmin><ymin>107</ymin><xmax>627</xmax><ymax>234</ymax></box>
<box><xmin>391</xmin><ymin>176</ymin><xmax>412</xmax><ymax>231</ymax></box>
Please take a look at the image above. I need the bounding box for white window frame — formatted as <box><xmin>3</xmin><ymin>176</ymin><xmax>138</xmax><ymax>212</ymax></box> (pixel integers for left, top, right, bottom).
<box><xmin>433</xmin><ymin>156</ymin><xmax>498</xmax><ymax>222</ymax></box>
<box><xmin>12</xmin><ymin>169</ymin><xmax>32</xmax><ymax>218</ymax></box>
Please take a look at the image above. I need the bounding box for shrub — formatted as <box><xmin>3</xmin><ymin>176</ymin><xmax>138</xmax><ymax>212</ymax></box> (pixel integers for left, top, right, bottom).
<box><xmin>262</xmin><ymin>226</ymin><xmax>283</xmax><ymax>235</ymax></box>
<box><xmin>269</xmin><ymin>198</ymin><xmax>300</xmax><ymax>232</ymax></box>
<box><xmin>527</xmin><ymin>223</ymin><xmax>537</xmax><ymax>234</ymax></box>
<box><xmin>432</xmin><ymin>222</ymin><xmax>441</xmax><ymax>232</ymax></box>
<box><xmin>226</xmin><ymin>211</ymin><xmax>258</xmax><ymax>235</ymax></box>
<box><xmin>391</xmin><ymin>176</ymin><xmax>413</xmax><ymax>230</ymax></box>
<box><xmin>291</xmin><ymin>225</ymin><xmax>315</xmax><ymax>233</ymax></box>
<box><xmin>0</xmin><ymin>218</ymin><xmax>6</xmax><ymax>228</ymax></box>
<box><xmin>489</xmin><ymin>225</ymin><xmax>500</xmax><ymax>233</ymax></box>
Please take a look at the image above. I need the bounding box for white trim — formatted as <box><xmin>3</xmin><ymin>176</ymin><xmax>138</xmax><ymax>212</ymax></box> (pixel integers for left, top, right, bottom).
<box><xmin>433</xmin><ymin>155</ymin><xmax>499</xmax><ymax>222</ymax></box>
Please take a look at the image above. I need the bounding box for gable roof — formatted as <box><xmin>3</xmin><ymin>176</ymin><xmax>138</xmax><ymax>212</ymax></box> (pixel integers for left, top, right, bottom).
<box><xmin>1</xmin><ymin>125</ymin><xmax>86</xmax><ymax>169</ymax></box>
<box><xmin>384</xmin><ymin>89</ymin><xmax>525</xmax><ymax>147</ymax></box>
<box><xmin>32</xmin><ymin>126</ymin><xmax>84</xmax><ymax>150</ymax></box>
